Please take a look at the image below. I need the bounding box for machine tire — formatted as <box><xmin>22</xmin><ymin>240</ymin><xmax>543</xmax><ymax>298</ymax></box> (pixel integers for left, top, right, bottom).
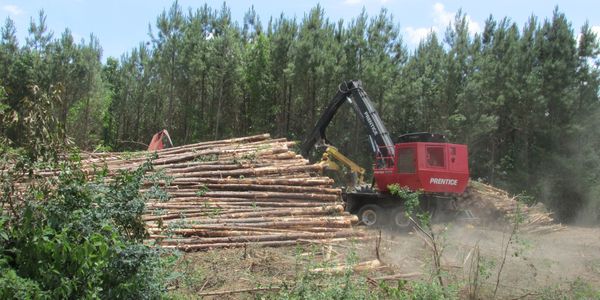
<box><xmin>357</xmin><ymin>204</ymin><xmax>386</xmax><ymax>227</ymax></box>
<box><xmin>391</xmin><ymin>207</ymin><xmax>414</xmax><ymax>231</ymax></box>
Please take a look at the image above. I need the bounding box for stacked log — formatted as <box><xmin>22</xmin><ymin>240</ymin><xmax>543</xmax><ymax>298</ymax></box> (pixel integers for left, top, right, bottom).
<box><xmin>456</xmin><ymin>181</ymin><xmax>564</xmax><ymax>232</ymax></box>
<box><xmin>7</xmin><ymin>133</ymin><xmax>564</xmax><ymax>242</ymax></box>
<box><xmin>76</xmin><ymin>134</ymin><xmax>363</xmax><ymax>250</ymax></box>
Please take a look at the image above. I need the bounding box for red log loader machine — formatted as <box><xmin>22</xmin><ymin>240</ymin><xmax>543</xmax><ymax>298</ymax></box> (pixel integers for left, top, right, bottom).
<box><xmin>300</xmin><ymin>80</ymin><xmax>470</xmax><ymax>228</ymax></box>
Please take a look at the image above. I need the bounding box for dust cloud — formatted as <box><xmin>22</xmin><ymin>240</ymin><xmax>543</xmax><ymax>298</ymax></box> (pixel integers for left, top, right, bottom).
<box><xmin>371</xmin><ymin>221</ymin><xmax>600</xmax><ymax>298</ymax></box>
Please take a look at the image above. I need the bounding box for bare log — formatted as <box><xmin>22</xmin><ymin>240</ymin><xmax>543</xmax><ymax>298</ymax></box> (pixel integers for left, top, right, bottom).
<box><xmin>310</xmin><ymin>260</ymin><xmax>382</xmax><ymax>274</ymax></box>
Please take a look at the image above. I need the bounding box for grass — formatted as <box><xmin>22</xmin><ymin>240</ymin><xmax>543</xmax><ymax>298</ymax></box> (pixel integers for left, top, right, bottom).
<box><xmin>538</xmin><ymin>278</ymin><xmax>600</xmax><ymax>300</ymax></box>
<box><xmin>164</xmin><ymin>242</ymin><xmax>462</xmax><ymax>300</ymax></box>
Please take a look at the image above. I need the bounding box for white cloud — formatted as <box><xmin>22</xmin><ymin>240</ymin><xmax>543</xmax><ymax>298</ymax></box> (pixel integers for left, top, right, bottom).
<box><xmin>577</xmin><ymin>25</ymin><xmax>600</xmax><ymax>46</ymax></box>
<box><xmin>403</xmin><ymin>2</ymin><xmax>482</xmax><ymax>46</ymax></box>
<box><xmin>464</xmin><ymin>16</ymin><xmax>482</xmax><ymax>35</ymax></box>
<box><xmin>432</xmin><ymin>2</ymin><xmax>454</xmax><ymax>29</ymax></box>
<box><xmin>405</xmin><ymin>26</ymin><xmax>432</xmax><ymax>45</ymax></box>
<box><xmin>592</xmin><ymin>25</ymin><xmax>600</xmax><ymax>37</ymax></box>
<box><xmin>2</xmin><ymin>4</ymin><xmax>23</xmax><ymax>16</ymax></box>
<box><xmin>433</xmin><ymin>2</ymin><xmax>481</xmax><ymax>35</ymax></box>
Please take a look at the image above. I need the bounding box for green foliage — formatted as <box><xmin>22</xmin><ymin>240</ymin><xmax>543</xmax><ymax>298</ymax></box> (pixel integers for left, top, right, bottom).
<box><xmin>193</xmin><ymin>154</ymin><xmax>218</xmax><ymax>162</ymax></box>
<box><xmin>243</xmin><ymin>33</ymin><xmax>275</xmax><ymax>134</ymax></box>
<box><xmin>388</xmin><ymin>184</ymin><xmax>418</xmax><ymax>206</ymax></box>
<box><xmin>0</xmin><ymin>154</ymin><xmax>173</xmax><ymax>298</ymax></box>
<box><xmin>195</xmin><ymin>184</ymin><xmax>209</xmax><ymax>197</ymax></box>
<box><xmin>476</xmin><ymin>256</ymin><xmax>496</xmax><ymax>283</ymax></box>
<box><xmin>539</xmin><ymin>278</ymin><xmax>600</xmax><ymax>300</ymax></box>
<box><xmin>1</xmin><ymin>4</ymin><xmax>599</xmax><ymax>222</ymax></box>
<box><xmin>0</xmin><ymin>86</ymin><xmax>7</xmax><ymax>113</ymax></box>
<box><xmin>275</xmin><ymin>272</ymin><xmax>374</xmax><ymax>300</ymax></box>
<box><xmin>272</xmin><ymin>248</ymin><xmax>376</xmax><ymax>300</ymax></box>
<box><xmin>388</xmin><ymin>184</ymin><xmax>430</xmax><ymax>227</ymax></box>
<box><xmin>144</xmin><ymin>168</ymin><xmax>173</xmax><ymax>202</ymax></box>
<box><xmin>269</xmin><ymin>248</ymin><xmax>458</xmax><ymax>300</ymax></box>
<box><xmin>0</xmin><ymin>84</ymin><xmax>64</xmax><ymax>161</ymax></box>
<box><xmin>408</xmin><ymin>281</ymin><xmax>457</xmax><ymax>300</ymax></box>
<box><xmin>0</xmin><ymin>268</ymin><xmax>44</xmax><ymax>299</ymax></box>
<box><xmin>376</xmin><ymin>280</ymin><xmax>458</xmax><ymax>300</ymax></box>
<box><xmin>515</xmin><ymin>192</ymin><xmax>536</xmax><ymax>206</ymax></box>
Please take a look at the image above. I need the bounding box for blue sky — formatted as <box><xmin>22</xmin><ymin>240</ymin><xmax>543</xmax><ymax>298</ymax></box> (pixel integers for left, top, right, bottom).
<box><xmin>0</xmin><ymin>0</ymin><xmax>598</xmax><ymax>60</ymax></box>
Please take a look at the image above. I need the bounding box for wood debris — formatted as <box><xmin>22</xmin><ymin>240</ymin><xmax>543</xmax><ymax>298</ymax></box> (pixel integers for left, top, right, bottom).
<box><xmin>456</xmin><ymin>181</ymin><xmax>564</xmax><ymax>232</ymax></box>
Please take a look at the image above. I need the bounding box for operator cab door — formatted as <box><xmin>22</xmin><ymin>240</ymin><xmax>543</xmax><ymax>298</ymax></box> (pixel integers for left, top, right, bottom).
<box><xmin>373</xmin><ymin>143</ymin><xmax>419</xmax><ymax>192</ymax></box>
<box><xmin>394</xmin><ymin>143</ymin><xmax>421</xmax><ymax>191</ymax></box>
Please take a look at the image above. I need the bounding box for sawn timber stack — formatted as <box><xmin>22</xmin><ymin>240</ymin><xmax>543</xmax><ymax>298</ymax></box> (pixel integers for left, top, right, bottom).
<box><xmin>79</xmin><ymin>134</ymin><xmax>362</xmax><ymax>251</ymax></box>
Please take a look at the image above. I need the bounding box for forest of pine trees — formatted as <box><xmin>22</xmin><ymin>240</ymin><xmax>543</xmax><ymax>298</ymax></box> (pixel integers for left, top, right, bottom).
<box><xmin>1</xmin><ymin>3</ymin><xmax>599</xmax><ymax>222</ymax></box>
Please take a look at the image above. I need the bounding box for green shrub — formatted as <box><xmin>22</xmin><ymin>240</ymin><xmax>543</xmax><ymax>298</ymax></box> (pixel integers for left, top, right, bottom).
<box><xmin>0</xmin><ymin>154</ymin><xmax>173</xmax><ymax>299</ymax></box>
<box><xmin>0</xmin><ymin>268</ymin><xmax>45</xmax><ymax>299</ymax></box>
<box><xmin>540</xmin><ymin>278</ymin><xmax>600</xmax><ymax>300</ymax></box>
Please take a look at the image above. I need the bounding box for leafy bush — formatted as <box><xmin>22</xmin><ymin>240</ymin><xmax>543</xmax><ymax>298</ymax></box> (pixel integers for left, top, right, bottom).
<box><xmin>380</xmin><ymin>280</ymin><xmax>457</xmax><ymax>300</ymax></box>
<box><xmin>539</xmin><ymin>278</ymin><xmax>600</xmax><ymax>300</ymax></box>
<box><xmin>0</xmin><ymin>153</ymin><xmax>173</xmax><ymax>299</ymax></box>
<box><xmin>272</xmin><ymin>249</ymin><xmax>376</xmax><ymax>300</ymax></box>
<box><xmin>388</xmin><ymin>184</ymin><xmax>430</xmax><ymax>227</ymax></box>
<box><xmin>0</xmin><ymin>268</ymin><xmax>44</xmax><ymax>299</ymax></box>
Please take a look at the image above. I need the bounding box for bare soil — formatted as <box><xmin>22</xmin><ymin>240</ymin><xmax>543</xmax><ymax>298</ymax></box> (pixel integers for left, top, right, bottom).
<box><xmin>169</xmin><ymin>224</ymin><xmax>600</xmax><ymax>299</ymax></box>
<box><xmin>381</xmin><ymin>224</ymin><xmax>600</xmax><ymax>298</ymax></box>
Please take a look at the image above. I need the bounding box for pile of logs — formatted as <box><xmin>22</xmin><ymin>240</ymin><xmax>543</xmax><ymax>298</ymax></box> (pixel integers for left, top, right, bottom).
<box><xmin>9</xmin><ymin>133</ymin><xmax>564</xmax><ymax>246</ymax></box>
<box><xmin>77</xmin><ymin>134</ymin><xmax>363</xmax><ymax>250</ymax></box>
<box><xmin>456</xmin><ymin>181</ymin><xmax>564</xmax><ymax>233</ymax></box>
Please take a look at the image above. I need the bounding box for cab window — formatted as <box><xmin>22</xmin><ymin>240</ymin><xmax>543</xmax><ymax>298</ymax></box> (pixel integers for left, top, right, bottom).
<box><xmin>426</xmin><ymin>147</ymin><xmax>445</xmax><ymax>168</ymax></box>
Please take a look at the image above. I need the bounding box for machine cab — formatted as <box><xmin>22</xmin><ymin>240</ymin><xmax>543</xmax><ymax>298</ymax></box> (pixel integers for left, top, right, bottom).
<box><xmin>373</xmin><ymin>134</ymin><xmax>469</xmax><ymax>194</ymax></box>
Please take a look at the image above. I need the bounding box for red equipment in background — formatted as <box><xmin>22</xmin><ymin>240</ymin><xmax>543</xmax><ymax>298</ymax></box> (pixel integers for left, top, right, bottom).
<box><xmin>147</xmin><ymin>129</ymin><xmax>173</xmax><ymax>151</ymax></box>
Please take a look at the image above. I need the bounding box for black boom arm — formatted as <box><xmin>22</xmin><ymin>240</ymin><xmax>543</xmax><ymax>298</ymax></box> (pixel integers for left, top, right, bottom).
<box><xmin>300</xmin><ymin>80</ymin><xmax>395</xmax><ymax>158</ymax></box>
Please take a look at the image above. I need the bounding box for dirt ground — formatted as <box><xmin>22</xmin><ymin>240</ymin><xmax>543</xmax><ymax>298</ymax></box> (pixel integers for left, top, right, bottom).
<box><xmin>380</xmin><ymin>224</ymin><xmax>600</xmax><ymax>298</ymax></box>
<box><xmin>168</xmin><ymin>223</ymin><xmax>600</xmax><ymax>299</ymax></box>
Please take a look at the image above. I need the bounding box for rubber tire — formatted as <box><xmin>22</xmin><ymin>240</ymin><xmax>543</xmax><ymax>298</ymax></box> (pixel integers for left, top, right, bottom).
<box><xmin>422</xmin><ymin>197</ymin><xmax>439</xmax><ymax>222</ymax></box>
<box><xmin>357</xmin><ymin>204</ymin><xmax>386</xmax><ymax>228</ymax></box>
<box><xmin>391</xmin><ymin>207</ymin><xmax>414</xmax><ymax>231</ymax></box>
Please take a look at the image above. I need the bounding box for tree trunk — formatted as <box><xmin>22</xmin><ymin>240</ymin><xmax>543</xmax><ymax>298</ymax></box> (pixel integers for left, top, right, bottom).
<box><xmin>214</xmin><ymin>75</ymin><xmax>225</xmax><ymax>140</ymax></box>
